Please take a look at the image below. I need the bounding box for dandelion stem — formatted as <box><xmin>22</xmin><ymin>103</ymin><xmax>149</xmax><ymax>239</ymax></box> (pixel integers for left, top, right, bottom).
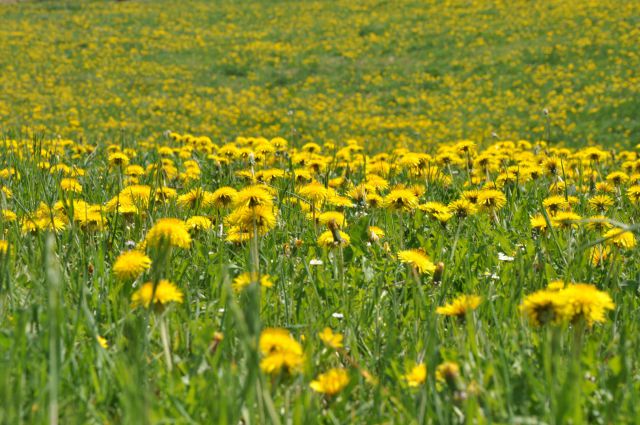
<box><xmin>159</xmin><ymin>315</ymin><xmax>173</xmax><ymax>372</ymax></box>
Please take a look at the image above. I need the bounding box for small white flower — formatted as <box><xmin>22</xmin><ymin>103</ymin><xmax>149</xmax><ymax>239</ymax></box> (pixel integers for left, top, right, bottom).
<box><xmin>332</xmin><ymin>312</ymin><xmax>344</xmax><ymax>319</ymax></box>
<box><xmin>483</xmin><ymin>271</ymin><xmax>499</xmax><ymax>280</ymax></box>
<box><xmin>309</xmin><ymin>259</ymin><xmax>323</xmax><ymax>266</ymax></box>
<box><xmin>498</xmin><ymin>252</ymin><xmax>514</xmax><ymax>262</ymax></box>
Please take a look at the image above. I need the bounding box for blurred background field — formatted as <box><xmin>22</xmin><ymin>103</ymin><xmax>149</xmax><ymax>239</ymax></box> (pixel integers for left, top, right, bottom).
<box><xmin>0</xmin><ymin>0</ymin><xmax>639</xmax><ymax>149</ymax></box>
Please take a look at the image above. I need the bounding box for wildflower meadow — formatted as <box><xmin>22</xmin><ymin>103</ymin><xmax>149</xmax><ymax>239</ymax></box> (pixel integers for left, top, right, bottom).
<box><xmin>1</xmin><ymin>0</ymin><xmax>639</xmax><ymax>424</ymax></box>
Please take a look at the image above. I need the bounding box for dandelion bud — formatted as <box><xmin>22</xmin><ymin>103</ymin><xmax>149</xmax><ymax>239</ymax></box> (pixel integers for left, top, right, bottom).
<box><xmin>209</xmin><ymin>332</ymin><xmax>224</xmax><ymax>355</ymax></box>
<box><xmin>432</xmin><ymin>262</ymin><xmax>445</xmax><ymax>284</ymax></box>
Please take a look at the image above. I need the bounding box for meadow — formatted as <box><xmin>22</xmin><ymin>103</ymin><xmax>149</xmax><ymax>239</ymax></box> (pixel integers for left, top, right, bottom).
<box><xmin>1</xmin><ymin>0</ymin><xmax>640</xmax><ymax>424</ymax></box>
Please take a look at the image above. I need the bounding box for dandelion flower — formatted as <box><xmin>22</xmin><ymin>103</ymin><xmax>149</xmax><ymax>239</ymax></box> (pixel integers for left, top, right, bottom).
<box><xmin>436</xmin><ymin>295</ymin><xmax>481</xmax><ymax>318</ymax></box>
<box><xmin>436</xmin><ymin>362</ymin><xmax>460</xmax><ymax>386</ymax></box>
<box><xmin>530</xmin><ymin>214</ymin><xmax>548</xmax><ymax>233</ymax></box>
<box><xmin>603</xmin><ymin>228</ymin><xmax>636</xmax><ymax>249</ymax></box>
<box><xmin>519</xmin><ymin>289</ymin><xmax>566</xmax><ymax>326</ymax></box>
<box><xmin>477</xmin><ymin>189</ymin><xmax>507</xmax><ymax>212</ymax></box>
<box><xmin>317</xmin><ymin>230</ymin><xmax>350</xmax><ymax>248</ymax></box>
<box><xmin>551</xmin><ymin>211</ymin><xmax>581</xmax><ymax>229</ymax></box>
<box><xmin>588</xmin><ymin>195</ymin><xmax>614</xmax><ymax>213</ymax></box>
<box><xmin>368</xmin><ymin>226</ymin><xmax>385</xmax><ymax>242</ymax></box>
<box><xmin>131</xmin><ymin>280</ymin><xmax>184</xmax><ymax>308</ymax></box>
<box><xmin>397</xmin><ymin>249</ymin><xmax>436</xmax><ymax>275</ymax></box>
<box><xmin>113</xmin><ymin>250</ymin><xmax>151</xmax><ymax>280</ymax></box>
<box><xmin>298</xmin><ymin>181</ymin><xmax>328</xmax><ymax>204</ymax></box>
<box><xmin>232</xmin><ymin>272</ymin><xmax>274</xmax><ymax>291</ymax></box>
<box><xmin>383</xmin><ymin>189</ymin><xmax>419</xmax><ymax>211</ymax></box>
<box><xmin>403</xmin><ymin>363</ymin><xmax>427</xmax><ymax>388</ymax></box>
<box><xmin>259</xmin><ymin>328</ymin><xmax>304</xmax><ymax>374</ymax></box>
<box><xmin>235</xmin><ymin>185</ymin><xmax>273</xmax><ymax>208</ymax></box>
<box><xmin>209</xmin><ymin>187</ymin><xmax>238</xmax><ymax>208</ymax></box>
<box><xmin>318</xmin><ymin>327</ymin><xmax>343</xmax><ymax>349</ymax></box>
<box><xmin>145</xmin><ymin>218</ymin><xmax>192</xmax><ymax>249</ymax></box>
<box><xmin>310</xmin><ymin>368</ymin><xmax>349</xmax><ymax>396</ymax></box>
<box><xmin>560</xmin><ymin>283</ymin><xmax>614</xmax><ymax>326</ymax></box>
<box><xmin>186</xmin><ymin>215</ymin><xmax>213</xmax><ymax>231</ymax></box>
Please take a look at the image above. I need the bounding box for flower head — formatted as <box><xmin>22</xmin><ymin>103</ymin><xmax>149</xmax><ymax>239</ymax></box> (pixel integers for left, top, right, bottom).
<box><xmin>310</xmin><ymin>368</ymin><xmax>349</xmax><ymax>396</ymax></box>
<box><xmin>113</xmin><ymin>250</ymin><xmax>151</xmax><ymax>280</ymax></box>
<box><xmin>259</xmin><ymin>328</ymin><xmax>303</xmax><ymax>374</ymax></box>
<box><xmin>232</xmin><ymin>272</ymin><xmax>274</xmax><ymax>291</ymax></box>
<box><xmin>603</xmin><ymin>228</ymin><xmax>636</xmax><ymax>249</ymax></box>
<box><xmin>131</xmin><ymin>280</ymin><xmax>184</xmax><ymax>308</ymax></box>
<box><xmin>560</xmin><ymin>284</ymin><xmax>615</xmax><ymax>326</ymax></box>
<box><xmin>397</xmin><ymin>249</ymin><xmax>436</xmax><ymax>274</ymax></box>
<box><xmin>403</xmin><ymin>363</ymin><xmax>427</xmax><ymax>388</ymax></box>
<box><xmin>436</xmin><ymin>295</ymin><xmax>481</xmax><ymax>318</ymax></box>
<box><xmin>383</xmin><ymin>189</ymin><xmax>419</xmax><ymax>211</ymax></box>
<box><xmin>210</xmin><ymin>187</ymin><xmax>238</xmax><ymax>208</ymax></box>
<box><xmin>319</xmin><ymin>327</ymin><xmax>343</xmax><ymax>349</ymax></box>
<box><xmin>477</xmin><ymin>189</ymin><xmax>507</xmax><ymax>211</ymax></box>
<box><xmin>519</xmin><ymin>289</ymin><xmax>566</xmax><ymax>326</ymax></box>
<box><xmin>317</xmin><ymin>230</ymin><xmax>350</xmax><ymax>248</ymax></box>
<box><xmin>145</xmin><ymin>218</ymin><xmax>192</xmax><ymax>249</ymax></box>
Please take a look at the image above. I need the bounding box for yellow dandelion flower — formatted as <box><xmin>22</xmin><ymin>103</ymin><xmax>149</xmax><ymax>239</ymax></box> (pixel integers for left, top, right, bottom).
<box><xmin>477</xmin><ymin>189</ymin><xmax>507</xmax><ymax>211</ymax></box>
<box><xmin>2</xmin><ymin>209</ymin><xmax>17</xmax><ymax>222</ymax></box>
<box><xmin>397</xmin><ymin>249</ymin><xmax>436</xmax><ymax>274</ymax></box>
<box><xmin>585</xmin><ymin>215</ymin><xmax>613</xmax><ymax>232</ymax></box>
<box><xmin>234</xmin><ymin>185</ymin><xmax>273</xmax><ymax>208</ymax></box>
<box><xmin>210</xmin><ymin>187</ymin><xmax>238</xmax><ymax>208</ymax></box>
<box><xmin>448</xmin><ymin>199</ymin><xmax>477</xmax><ymax>218</ymax></box>
<box><xmin>298</xmin><ymin>181</ymin><xmax>328</xmax><ymax>204</ymax></box>
<box><xmin>259</xmin><ymin>328</ymin><xmax>304</xmax><ymax>375</ymax></box>
<box><xmin>542</xmin><ymin>195</ymin><xmax>570</xmax><ymax>216</ymax></box>
<box><xmin>60</xmin><ymin>178</ymin><xmax>82</xmax><ymax>193</ymax></box>
<box><xmin>588</xmin><ymin>195</ymin><xmax>614</xmax><ymax>213</ymax></box>
<box><xmin>560</xmin><ymin>284</ymin><xmax>614</xmax><ymax>326</ymax></box>
<box><xmin>383</xmin><ymin>189</ymin><xmax>419</xmax><ymax>211</ymax></box>
<box><xmin>435</xmin><ymin>362</ymin><xmax>460</xmax><ymax>385</ymax></box>
<box><xmin>226</xmin><ymin>205</ymin><xmax>277</xmax><ymax>235</ymax></box>
<box><xmin>603</xmin><ymin>228</ymin><xmax>636</xmax><ymax>249</ymax></box>
<box><xmin>97</xmin><ymin>336</ymin><xmax>109</xmax><ymax>349</ymax></box>
<box><xmin>310</xmin><ymin>368</ymin><xmax>349</xmax><ymax>396</ymax></box>
<box><xmin>530</xmin><ymin>214</ymin><xmax>548</xmax><ymax>233</ymax></box>
<box><xmin>627</xmin><ymin>185</ymin><xmax>640</xmax><ymax>203</ymax></box>
<box><xmin>145</xmin><ymin>218</ymin><xmax>192</xmax><ymax>249</ymax></box>
<box><xmin>232</xmin><ymin>272</ymin><xmax>274</xmax><ymax>291</ymax></box>
<box><xmin>131</xmin><ymin>280</ymin><xmax>184</xmax><ymax>308</ymax></box>
<box><xmin>317</xmin><ymin>230</ymin><xmax>350</xmax><ymax>248</ymax></box>
<box><xmin>519</xmin><ymin>289</ymin><xmax>566</xmax><ymax>326</ymax></box>
<box><xmin>317</xmin><ymin>211</ymin><xmax>346</xmax><ymax>228</ymax></box>
<box><xmin>436</xmin><ymin>295</ymin><xmax>482</xmax><ymax>318</ymax></box>
<box><xmin>108</xmin><ymin>152</ymin><xmax>130</xmax><ymax>168</ymax></box>
<box><xmin>368</xmin><ymin>226</ymin><xmax>385</xmax><ymax>242</ymax></box>
<box><xmin>551</xmin><ymin>211</ymin><xmax>581</xmax><ymax>229</ymax></box>
<box><xmin>113</xmin><ymin>250</ymin><xmax>152</xmax><ymax>281</ymax></box>
<box><xmin>318</xmin><ymin>327</ymin><xmax>343</xmax><ymax>349</ymax></box>
<box><xmin>589</xmin><ymin>245</ymin><xmax>610</xmax><ymax>266</ymax></box>
<box><xmin>186</xmin><ymin>215</ymin><xmax>213</xmax><ymax>231</ymax></box>
<box><xmin>606</xmin><ymin>171</ymin><xmax>628</xmax><ymax>186</ymax></box>
<box><xmin>404</xmin><ymin>363</ymin><xmax>427</xmax><ymax>388</ymax></box>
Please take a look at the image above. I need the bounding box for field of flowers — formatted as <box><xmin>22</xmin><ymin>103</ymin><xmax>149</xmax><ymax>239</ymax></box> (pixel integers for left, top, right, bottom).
<box><xmin>1</xmin><ymin>0</ymin><xmax>640</xmax><ymax>424</ymax></box>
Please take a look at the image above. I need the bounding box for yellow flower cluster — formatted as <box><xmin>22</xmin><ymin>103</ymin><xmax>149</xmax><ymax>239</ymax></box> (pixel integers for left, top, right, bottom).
<box><xmin>1</xmin><ymin>1</ymin><xmax>638</xmax><ymax>149</ymax></box>
<box><xmin>520</xmin><ymin>283</ymin><xmax>615</xmax><ymax>327</ymax></box>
